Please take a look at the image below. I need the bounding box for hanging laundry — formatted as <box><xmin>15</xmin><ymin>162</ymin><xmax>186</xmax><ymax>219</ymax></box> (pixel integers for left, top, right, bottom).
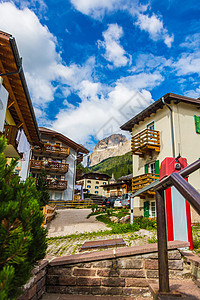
<box><xmin>16</xmin><ymin>129</ymin><xmax>31</xmax><ymax>161</ymax></box>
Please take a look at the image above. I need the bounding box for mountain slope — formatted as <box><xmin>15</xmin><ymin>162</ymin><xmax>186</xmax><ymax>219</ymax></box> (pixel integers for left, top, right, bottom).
<box><xmin>90</xmin><ymin>151</ymin><xmax>132</xmax><ymax>180</ymax></box>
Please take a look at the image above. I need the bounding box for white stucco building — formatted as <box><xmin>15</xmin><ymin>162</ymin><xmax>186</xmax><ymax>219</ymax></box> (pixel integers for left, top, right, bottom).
<box><xmin>121</xmin><ymin>93</ymin><xmax>200</xmax><ymax>222</ymax></box>
<box><xmin>30</xmin><ymin>127</ymin><xmax>89</xmax><ymax>201</ymax></box>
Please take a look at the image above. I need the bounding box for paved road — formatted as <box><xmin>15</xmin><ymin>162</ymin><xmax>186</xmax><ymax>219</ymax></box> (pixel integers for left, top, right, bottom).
<box><xmin>47</xmin><ymin>209</ymin><xmax>109</xmax><ymax>238</ymax></box>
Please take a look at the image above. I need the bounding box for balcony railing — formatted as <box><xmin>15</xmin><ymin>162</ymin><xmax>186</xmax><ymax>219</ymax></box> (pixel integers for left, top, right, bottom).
<box><xmin>110</xmin><ymin>191</ymin><xmax>123</xmax><ymax>197</ymax></box>
<box><xmin>77</xmin><ymin>153</ymin><xmax>83</xmax><ymax>164</ymax></box>
<box><xmin>32</xmin><ymin>144</ymin><xmax>70</xmax><ymax>157</ymax></box>
<box><xmin>132</xmin><ymin>129</ymin><xmax>160</xmax><ymax>157</ymax></box>
<box><xmin>47</xmin><ymin>179</ymin><xmax>67</xmax><ymax>190</ymax></box>
<box><xmin>30</xmin><ymin>159</ymin><xmax>69</xmax><ymax>173</ymax></box>
<box><xmin>132</xmin><ymin>173</ymin><xmax>159</xmax><ymax>195</ymax></box>
<box><xmin>2</xmin><ymin>125</ymin><xmax>18</xmax><ymax>146</ymax></box>
<box><xmin>76</xmin><ymin>168</ymin><xmax>83</xmax><ymax>181</ymax></box>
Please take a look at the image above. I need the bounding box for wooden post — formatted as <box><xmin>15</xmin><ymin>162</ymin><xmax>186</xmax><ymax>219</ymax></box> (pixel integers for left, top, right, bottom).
<box><xmin>156</xmin><ymin>190</ymin><xmax>170</xmax><ymax>293</ymax></box>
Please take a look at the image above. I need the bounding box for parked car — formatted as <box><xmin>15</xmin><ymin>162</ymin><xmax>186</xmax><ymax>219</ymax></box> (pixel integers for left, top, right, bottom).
<box><xmin>114</xmin><ymin>198</ymin><xmax>122</xmax><ymax>208</ymax></box>
<box><xmin>121</xmin><ymin>193</ymin><xmax>132</xmax><ymax>207</ymax></box>
<box><xmin>102</xmin><ymin>198</ymin><xmax>107</xmax><ymax>206</ymax></box>
<box><xmin>105</xmin><ymin>198</ymin><xmax>116</xmax><ymax>208</ymax></box>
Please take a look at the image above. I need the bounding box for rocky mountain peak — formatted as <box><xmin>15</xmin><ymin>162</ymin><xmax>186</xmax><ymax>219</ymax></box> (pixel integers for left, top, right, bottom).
<box><xmin>88</xmin><ymin>134</ymin><xmax>131</xmax><ymax>167</ymax></box>
<box><xmin>94</xmin><ymin>134</ymin><xmax>127</xmax><ymax>151</ymax></box>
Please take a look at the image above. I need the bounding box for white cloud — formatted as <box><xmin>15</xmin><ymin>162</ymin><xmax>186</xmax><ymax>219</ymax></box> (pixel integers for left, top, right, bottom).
<box><xmin>132</xmin><ymin>53</ymin><xmax>172</xmax><ymax>73</ymax></box>
<box><xmin>0</xmin><ymin>2</ymin><xmax>61</xmax><ymax>106</ymax></box>
<box><xmin>174</xmin><ymin>52</ymin><xmax>200</xmax><ymax>76</ymax></box>
<box><xmin>70</xmin><ymin>0</ymin><xmax>123</xmax><ymax>19</ymax></box>
<box><xmin>98</xmin><ymin>24</ymin><xmax>131</xmax><ymax>67</ymax></box>
<box><xmin>52</xmin><ymin>71</ymin><xmax>163</xmax><ymax>148</ymax></box>
<box><xmin>70</xmin><ymin>0</ymin><xmax>173</xmax><ymax>47</ymax></box>
<box><xmin>180</xmin><ymin>33</ymin><xmax>200</xmax><ymax>50</ymax></box>
<box><xmin>135</xmin><ymin>13</ymin><xmax>174</xmax><ymax>47</ymax></box>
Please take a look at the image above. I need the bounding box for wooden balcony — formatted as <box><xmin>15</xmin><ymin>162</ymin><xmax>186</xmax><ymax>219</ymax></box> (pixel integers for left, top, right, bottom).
<box><xmin>30</xmin><ymin>159</ymin><xmax>69</xmax><ymax>173</ymax></box>
<box><xmin>2</xmin><ymin>125</ymin><xmax>18</xmax><ymax>146</ymax></box>
<box><xmin>47</xmin><ymin>179</ymin><xmax>67</xmax><ymax>190</ymax></box>
<box><xmin>76</xmin><ymin>168</ymin><xmax>83</xmax><ymax>181</ymax></box>
<box><xmin>132</xmin><ymin>129</ymin><xmax>160</xmax><ymax>157</ymax></box>
<box><xmin>32</xmin><ymin>144</ymin><xmax>70</xmax><ymax>157</ymax></box>
<box><xmin>77</xmin><ymin>153</ymin><xmax>83</xmax><ymax>164</ymax></box>
<box><xmin>132</xmin><ymin>173</ymin><xmax>159</xmax><ymax>195</ymax></box>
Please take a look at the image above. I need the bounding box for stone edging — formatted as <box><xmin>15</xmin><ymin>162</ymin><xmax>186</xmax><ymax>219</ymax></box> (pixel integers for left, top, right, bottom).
<box><xmin>49</xmin><ymin>240</ymin><xmax>190</xmax><ymax>266</ymax></box>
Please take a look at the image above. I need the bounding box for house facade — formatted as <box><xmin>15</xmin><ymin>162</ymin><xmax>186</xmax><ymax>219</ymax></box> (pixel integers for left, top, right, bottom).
<box><xmin>77</xmin><ymin>172</ymin><xmax>110</xmax><ymax>196</ymax></box>
<box><xmin>121</xmin><ymin>93</ymin><xmax>200</xmax><ymax>222</ymax></box>
<box><xmin>0</xmin><ymin>30</ymin><xmax>40</xmax><ymax>180</ymax></box>
<box><xmin>30</xmin><ymin>127</ymin><xmax>89</xmax><ymax>201</ymax></box>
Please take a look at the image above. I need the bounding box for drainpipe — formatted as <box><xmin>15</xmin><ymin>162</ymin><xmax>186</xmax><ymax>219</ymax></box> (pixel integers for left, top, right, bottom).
<box><xmin>162</xmin><ymin>97</ymin><xmax>175</xmax><ymax>158</ymax></box>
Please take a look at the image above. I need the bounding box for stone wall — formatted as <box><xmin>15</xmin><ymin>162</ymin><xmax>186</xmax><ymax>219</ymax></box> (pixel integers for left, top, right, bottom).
<box><xmin>46</xmin><ymin>241</ymin><xmax>190</xmax><ymax>297</ymax></box>
<box><xmin>18</xmin><ymin>259</ymin><xmax>48</xmax><ymax>300</ymax></box>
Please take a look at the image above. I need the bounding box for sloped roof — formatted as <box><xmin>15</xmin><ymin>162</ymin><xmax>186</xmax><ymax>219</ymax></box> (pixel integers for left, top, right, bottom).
<box><xmin>121</xmin><ymin>93</ymin><xmax>200</xmax><ymax>132</ymax></box>
<box><xmin>39</xmin><ymin>127</ymin><xmax>89</xmax><ymax>154</ymax></box>
<box><xmin>0</xmin><ymin>30</ymin><xmax>40</xmax><ymax>144</ymax></box>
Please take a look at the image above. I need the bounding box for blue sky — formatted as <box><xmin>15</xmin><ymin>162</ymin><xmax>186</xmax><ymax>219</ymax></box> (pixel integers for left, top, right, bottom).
<box><xmin>0</xmin><ymin>0</ymin><xmax>200</xmax><ymax>150</ymax></box>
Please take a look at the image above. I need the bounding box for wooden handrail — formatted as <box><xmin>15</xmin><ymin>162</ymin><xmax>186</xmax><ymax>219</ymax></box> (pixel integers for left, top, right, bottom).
<box><xmin>154</xmin><ymin>159</ymin><xmax>200</xmax><ymax>294</ymax></box>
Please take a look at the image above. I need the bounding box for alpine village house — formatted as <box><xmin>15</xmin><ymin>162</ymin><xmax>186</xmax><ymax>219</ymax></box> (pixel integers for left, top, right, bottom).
<box><xmin>0</xmin><ymin>30</ymin><xmax>40</xmax><ymax>179</ymax></box>
<box><xmin>30</xmin><ymin>127</ymin><xmax>89</xmax><ymax>202</ymax></box>
<box><xmin>121</xmin><ymin>93</ymin><xmax>200</xmax><ymax>223</ymax></box>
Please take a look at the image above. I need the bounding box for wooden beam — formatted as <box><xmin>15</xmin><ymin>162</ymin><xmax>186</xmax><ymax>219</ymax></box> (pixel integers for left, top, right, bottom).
<box><xmin>0</xmin><ymin>60</ymin><xmax>31</xmax><ymax>142</ymax></box>
<box><xmin>7</xmin><ymin>100</ymin><xmax>15</xmax><ymax>108</ymax></box>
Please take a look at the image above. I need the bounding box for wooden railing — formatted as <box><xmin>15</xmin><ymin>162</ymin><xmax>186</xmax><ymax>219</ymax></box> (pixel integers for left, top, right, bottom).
<box><xmin>132</xmin><ymin>173</ymin><xmax>159</xmax><ymax>194</ymax></box>
<box><xmin>47</xmin><ymin>179</ymin><xmax>67</xmax><ymax>190</ymax></box>
<box><xmin>76</xmin><ymin>168</ymin><xmax>83</xmax><ymax>180</ymax></box>
<box><xmin>132</xmin><ymin>129</ymin><xmax>160</xmax><ymax>157</ymax></box>
<box><xmin>30</xmin><ymin>159</ymin><xmax>69</xmax><ymax>173</ymax></box>
<box><xmin>153</xmin><ymin>159</ymin><xmax>200</xmax><ymax>295</ymax></box>
<box><xmin>33</xmin><ymin>144</ymin><xmax>70</xmax><ymax>157</ymax></box>
<box><xmin>2</xmin><ymin>125</ymin><xmax>18</xmax><ymax>146</ymax></box>
<box><xmin>77</xmin><ymin>153</ymin><xmax>83</xmax><ymax>164</ymax></box>
<box><xmin>49</xmin><ymin>200</ymin><xmax>94</xmax><ymax>208</ymax></box>
<box><xmin>110</xmin><ymin>191</ymin><xmax>123</xmax><ymax>197</ymax></box>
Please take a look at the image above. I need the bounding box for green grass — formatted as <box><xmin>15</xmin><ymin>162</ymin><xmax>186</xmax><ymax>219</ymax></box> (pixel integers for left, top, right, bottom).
<box><xmin>192</xmin><ymin>225</ymin><xmax>200</xmax><ymax>253</ymax></box>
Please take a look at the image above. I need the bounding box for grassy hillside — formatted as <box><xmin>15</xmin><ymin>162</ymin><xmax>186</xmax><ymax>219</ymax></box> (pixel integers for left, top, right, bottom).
<box><xmin>91</xmin><ymin>151</ymin><xmax>132</xmax><ymax>179</ymax></box>
<box><xmin>78</xmin><ymin>152</ymin><xmax>132</xmax><ymax>180</ymax></box>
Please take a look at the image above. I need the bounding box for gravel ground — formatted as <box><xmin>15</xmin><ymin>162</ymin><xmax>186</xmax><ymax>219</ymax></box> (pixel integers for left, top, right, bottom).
<box><xmin>46</xmin><ymin>208</ymin><xmax>157</xmax><ymax>257</ymax></box>
<box><xmin>47</xmin><ymin>209</ymin><xmax>110</xmax><ymax>238</ymax></box>
<box><xmin>46</xmin><ymin>229</ymin><xmax>155</xmax><ymax>257</ymax></box>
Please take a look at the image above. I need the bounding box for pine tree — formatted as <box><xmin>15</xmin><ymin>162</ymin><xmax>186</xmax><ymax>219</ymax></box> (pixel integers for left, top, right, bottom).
<box><xmin>0</xmin><ymin>137</ymin><xmax>47</xmax><ymax>299</ymax></box>
<box><xmin>36</xmin><ymin>169</ymin><xmax>50</xmax><ymax>207</ymax></box>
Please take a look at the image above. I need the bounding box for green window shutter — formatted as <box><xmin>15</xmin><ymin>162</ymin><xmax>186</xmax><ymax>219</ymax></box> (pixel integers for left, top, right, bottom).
<box><xmin>194</xmin><ymin>115</ymin><xmax>200</xmax><ymax>134</ymax></box>
<box><xmin>144</xmin><ymin>201</ymin><xmax>149</xmax><ymax>217</ymax></box>
<box><xmin>145</xmin><ymin>164</ymin><xmax>148</xmax><ymax>174</ymax></box>
<box><xmin>155</xmin><ymin>160</ymin><xmax>160</xmax><ymax>175</ymax></box>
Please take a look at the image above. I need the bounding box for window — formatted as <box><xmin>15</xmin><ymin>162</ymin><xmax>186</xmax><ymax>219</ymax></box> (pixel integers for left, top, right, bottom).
<box><xmin>87</xmin><ymin>180</ymin><xmax>91</xmax><ymax>183</ymax></box>
<box><xmin>95</xmin><ymin>191</ymin><xmax>98</xmax><ymax>194</ymax></box>
<box><xmin>194</xmin><ymin>115</ymin><xmax>200</xmax><ymax>133</ymax></box>
<box><xmin>96</xmin><ymin>181</ymin><xmax>99</xmax><ymax>184</ymax></box>
<box><xmin>103</xmin><ymin>182</ymin><xmax>106</xmax><ymax>185</ymax></box>
<box><xmin>95</xmin><ymin>186</ymin><xmax>99</xmax><ymax>189</ymax></box>
<box><xmin>145</xmin><ymin>160</ymin><xmax>159</xmax><ymax>175</ymax></box>
<box><xmin>147</xmin><ymin>121</ymin><xmax>155</xmax><ymax>130</ymax></box>
<box><xmin>55</xmin><ymin>192</ymin><xmax>62</xmax><ymax>200</ymax></box>
<box><xmin>150</xmin><ymin>162</ymin><xmax>155</xmax><ymax>174</ymax></box>
<box><xmin>150</xmin><ymin>201</ymin><xmax>156</xmax><ymax>217</ymax></box>
<box><xmin>87</xmin><ymin>185</ymin><xmax>91</xmax><ymax>188</ymax></box>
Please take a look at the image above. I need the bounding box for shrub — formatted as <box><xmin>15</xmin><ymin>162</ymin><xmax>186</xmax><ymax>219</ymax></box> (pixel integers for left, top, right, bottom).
<box><xmin>36</xmin><ymin>169</ymin><xmax>50</xmax><ymax>207</ymax></box>
<box><xmin>0</xmin><ymin>137</ymin><xmax>47</xmax><ymax>299</ymax></box>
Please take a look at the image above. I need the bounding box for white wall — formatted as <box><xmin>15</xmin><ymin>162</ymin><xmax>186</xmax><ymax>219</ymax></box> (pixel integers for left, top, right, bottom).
<box><xmin>63</xmin><ymin>147</ymin><xmax>77</xmax><ymax>201</ymax></box>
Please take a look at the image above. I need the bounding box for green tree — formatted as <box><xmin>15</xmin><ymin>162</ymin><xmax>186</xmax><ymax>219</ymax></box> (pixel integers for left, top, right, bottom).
<box><xmin>36</xmin><ymin>169</ymin><xmax>50</xmax><ymax>207</ymax></box>
<box><xmin>0</xmin><ymin>137</ymin><xmax>47</xmax><ymax>299</ymax></box>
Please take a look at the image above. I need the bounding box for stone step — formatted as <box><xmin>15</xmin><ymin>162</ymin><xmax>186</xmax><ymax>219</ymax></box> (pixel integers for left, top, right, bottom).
<box><xmin>42</xmin><ymin>293</ymin><xmax>152</xmax><ymax>300</ymax></box>
<box><xmin>149</xmin><ymin>279</ymin><xmax>200</xmax><ymax>299</ymax></box>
